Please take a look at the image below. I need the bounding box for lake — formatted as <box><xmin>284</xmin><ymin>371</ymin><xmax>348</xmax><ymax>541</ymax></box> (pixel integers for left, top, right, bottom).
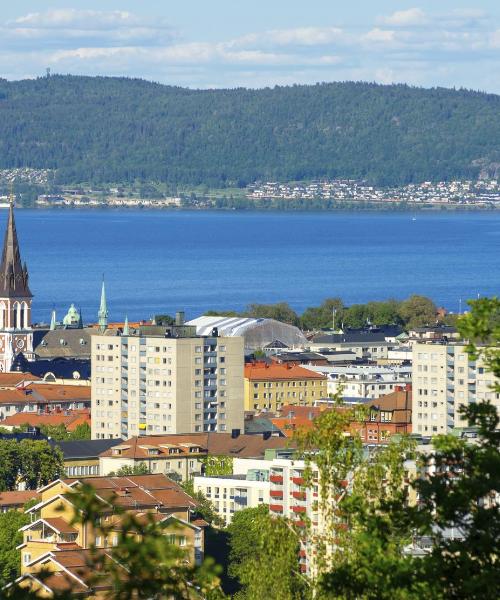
<box><xmin>5</xmin><ymin>209</ymin><xmax>499</xmax><ymax>323</ymax></box>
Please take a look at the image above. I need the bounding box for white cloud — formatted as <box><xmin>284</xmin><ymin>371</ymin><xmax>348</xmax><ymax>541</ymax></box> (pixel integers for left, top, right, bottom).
<box><xmin>379</xmin><ymin>8</ymin><xmax>427</xmax><ymax>27</ymax></box>
<box><xmin>4</xmin><ymin>9</ymin><xmax>175</xmax><ymax>48</ymax></box>
<box><xmin>363</xmin><ymin>29</ymin><xmax>396</xmax><ymax>44</ymax></box>
<box><xmin>1</xmin><ymin>7</ymin><xmax>500</xmax><ymax>91</ymax></box>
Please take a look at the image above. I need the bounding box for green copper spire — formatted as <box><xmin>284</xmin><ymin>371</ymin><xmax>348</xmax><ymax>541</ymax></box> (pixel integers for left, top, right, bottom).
<box><xmin>123</xmin><ymin>315</ymin><xmax>129</xmax><ymax>336</ymax></box>
<box><xmin>49</xmin><ymin>308</ymin><xmax>56</xmax><ymax>330</ymax></box>
<box><xmin>98</xmin><ymin>279</ymin><xmax>108</xmax><ymax>333</ymax></box>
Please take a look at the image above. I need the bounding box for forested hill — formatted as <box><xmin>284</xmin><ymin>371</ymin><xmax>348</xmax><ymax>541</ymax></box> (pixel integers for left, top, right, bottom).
<box><xmin>0</xmin><ymin>75</ymin><xmax>499</xmax><ymax>187</ymax></box>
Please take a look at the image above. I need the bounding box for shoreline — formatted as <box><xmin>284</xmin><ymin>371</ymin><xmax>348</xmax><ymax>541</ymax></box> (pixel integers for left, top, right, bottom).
<box><xmin>15</xmin><ymin>203</ymin><xmax>500</xmax><ymax>213</ymax></box>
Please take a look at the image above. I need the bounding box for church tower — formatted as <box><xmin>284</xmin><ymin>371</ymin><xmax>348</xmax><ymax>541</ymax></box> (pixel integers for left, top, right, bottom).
<box><xmin>0</xmin><ymin>200</ymin><xmax>34</xmax><ymax>371</ymax></box>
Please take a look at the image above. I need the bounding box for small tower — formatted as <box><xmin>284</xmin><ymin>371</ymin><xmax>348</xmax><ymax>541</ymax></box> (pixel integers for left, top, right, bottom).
<box><xmin>123</xmin><ymin>315</ymin><xmax>129</xmax><ymax>336</ymax></box>
<box><xmin>98</xmin><ymin>279</ymin><xmax>108</xmax><ymax>333</ymax></box>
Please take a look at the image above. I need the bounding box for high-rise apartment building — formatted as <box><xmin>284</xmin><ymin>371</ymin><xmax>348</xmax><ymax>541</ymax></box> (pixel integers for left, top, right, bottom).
<box><xmin>91</xmin><ymin>318</ymin><xmax>244</xmax><ymax>439</ymax></box>
<box><xmin>412</xmin><ymin>342</ymin><xmax>499</xmax><ymax>435</ymax></box>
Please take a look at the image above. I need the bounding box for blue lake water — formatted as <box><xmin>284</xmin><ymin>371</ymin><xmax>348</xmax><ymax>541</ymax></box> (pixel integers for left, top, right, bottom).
<box><xmin>4</xmin><ymin>209</ymin><xmax>499</xmax><ymax>323</ymax></box>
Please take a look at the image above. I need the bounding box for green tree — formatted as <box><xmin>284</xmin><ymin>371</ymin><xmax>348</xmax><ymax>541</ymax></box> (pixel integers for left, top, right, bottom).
<box><xmin>244</xmin><ymin>302</ymin><xmax>300</xmax><ymax>326</ymax></box>
<box><xmin>300</xmin><ymin>298</ymin><xmax>344</xmax><ymax>331</ymax></box>
<box><xmin>366</xmin><ymin>299</ymin><xmax>402</xmax><ymax>326</ymax></box>
<box><xmin>0</xmin><ymin>439</ymin><xmax>64</xmax><ymax>491</ymax></box>
<box><xmin>68</xmin><ymin>422</ymin><xmax>91</xmax><ymax>440</ymax></box>
<box><xmin>227</xmin><ymin>505</ymin><xmax>308</xmax><ymax>600</ymax></box>
<box><xmin>18</xmin><ymin>440</ymin><xmax>65</xmax><ymax>490</ymax></box>
<box><xmin>0</xmin><ymin>508</ymin><xmax>30</xmax><ymax>586</ymax></box>
<box><xmin>398</xmin><ymin>294</ymin><xmax>437</xmax><ymax>328</ymax></box>
<box><xmin>154</xmin><ymin>314</ymin><xmax>175</xmax><ymax>326</ymax></box>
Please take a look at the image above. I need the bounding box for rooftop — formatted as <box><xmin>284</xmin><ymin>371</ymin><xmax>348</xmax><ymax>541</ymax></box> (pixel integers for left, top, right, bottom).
<box><xmin>244</xmin><ymin>361</ymin><xmax>326</xmax><ymax>381</ymax></box>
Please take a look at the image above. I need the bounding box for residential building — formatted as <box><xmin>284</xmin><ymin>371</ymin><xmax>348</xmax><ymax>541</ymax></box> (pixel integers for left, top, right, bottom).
<box><xmin>0</xmin><ymin>490</ymin><xmax>39</xmax><ymax>512</ymax></box>
<box><xmin>50</xmin><ymin>439</ymin><xmax>123</xmax><ymax>477</ymax></box>
<box><xmin>412</xmin><ymin>342</ymin><xmax>500</xmax><ymax>435</ymax></box>
<box><xmin>0</xmin><ymin>382</ymin><xmax>91</xmax><ymax>421</ymax></box>
<box><xmin>0</xmin><ymin>408</ymin><xmax>90</xmax><ymax>432</ymax></box>
<box><xmin>91</xmin><ymin>316</ymin><xmax>244</xmax><ymax>439</ymax></box>
<box><xmin>194</xmin><ymin>458</ymin><xmax>270</xmax><ymax>524</ymax></box>
<box><xmin>99</xmin><ymin>432</ymin><xmax>291</xmax><ymax>481</ymax></box>
<box><xmin>244</xmin><ymin>362</ymin><xmax>327</xmax><ymax>411</ymax></box>
<box><xmin>303</xmin><ymin>364</ymin><xmax>412</xmax><ymax>400</ymax></box>
<box><xmin>16</xmin><ymin>473</ymin><xmax>206</xmax><ymax>594</ymax></box>
<box><xmin>308</xmin><ymin>326</ymin><xmax>402</xmax><ymax>360</ymax></box>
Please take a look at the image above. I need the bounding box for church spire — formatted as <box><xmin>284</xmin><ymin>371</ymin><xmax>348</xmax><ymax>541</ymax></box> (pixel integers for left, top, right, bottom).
<box><xmin>98</xmin><ymin>278</ymin><xmax>108</xmax><ymax>332</ymax></box>
<box><xmin>0</xmin><ymin>196</ymin><xmax>32</xmax><ymax>298</ymax></box>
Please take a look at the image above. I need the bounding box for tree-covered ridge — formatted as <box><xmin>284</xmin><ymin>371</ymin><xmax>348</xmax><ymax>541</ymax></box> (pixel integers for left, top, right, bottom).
<box><xmin>0</xmin><ymin>76</ymin><xmax>499</xmax><ymax>186</ymax></box>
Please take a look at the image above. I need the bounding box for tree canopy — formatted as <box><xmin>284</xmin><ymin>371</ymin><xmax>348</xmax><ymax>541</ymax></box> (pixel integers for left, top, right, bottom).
<box><xmin>1</xmin><ymin>76</ymin><xmax>500</xmax><ymax>186</ymax></box>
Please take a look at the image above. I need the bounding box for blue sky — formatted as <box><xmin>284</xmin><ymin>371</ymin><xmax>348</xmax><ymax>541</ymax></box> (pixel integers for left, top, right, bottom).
<box><xmin>2</xmin><ymin>1</ymin><xmax>500</xmax><ymax>91</ymax></box>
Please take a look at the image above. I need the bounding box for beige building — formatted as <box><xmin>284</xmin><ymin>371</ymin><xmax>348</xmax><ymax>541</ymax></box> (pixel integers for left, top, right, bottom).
<box><xmin>412</xmin><ymin>342</ymin><xmax>500</xmax><ymax>435</ymax></box>
<box><xmin>92</xmin><ymin>322</ymin><xmax>244</xmax><ymax>440</ymax></box>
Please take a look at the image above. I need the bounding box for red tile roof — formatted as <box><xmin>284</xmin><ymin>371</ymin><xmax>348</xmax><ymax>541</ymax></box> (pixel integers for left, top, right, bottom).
<box><xmin>0</xmin><ymin>490</ymin><xmax>40</xmax><ymax>507</ymax></box>
<box><xmin>0</xmin><ymin>373</ymin><xmax>41</xmax><ymax>388</ymax></box>
<box><xmin>245</xmin><ymin>362</ymin><xmax>326</xmax><ymax>381</ymax></box>
<box><xmin>0</xmin><ymin>410</ymin><xmax>90</xmax><ymax>429</ymax></box>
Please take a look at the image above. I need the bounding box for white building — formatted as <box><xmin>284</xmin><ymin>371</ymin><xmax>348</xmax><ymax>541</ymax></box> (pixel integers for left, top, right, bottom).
<box><xmin>302</xmin><ymin>364</ymin><xmax>412</xmax><ymax>400</ymax></box>
<box><xmin>193</xmin><ymin>458</ymin><xmax>270</xmax><ymax>524</ymax></box>
<box><xmin>412</xmin><ymin>342</ymin><xmax>499</xmax><ymax>435</ymax></box>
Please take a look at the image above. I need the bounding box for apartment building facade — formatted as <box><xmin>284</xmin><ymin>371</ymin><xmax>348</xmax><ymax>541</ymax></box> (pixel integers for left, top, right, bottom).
<box><xmin>193</xmin><ymin>458</ymin><xmax>270</xmax><ymax>524</ymax></box>
<box><xmin>244</xmin><ymin>362</ymin><xmax>327</xmax><ymax>412</ymax></box>
<box><xmin>91</xmin><ymin>325</ymin><xmax>244</xmax><ymax>439</ymax></box>
<box><xmin>412</xmin><ymin>342</ymin><xmax>500</xmax><ymax>435</ymax></box>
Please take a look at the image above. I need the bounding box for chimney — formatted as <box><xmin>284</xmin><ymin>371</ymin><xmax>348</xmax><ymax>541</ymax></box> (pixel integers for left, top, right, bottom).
<box><xmin>175</xmin><ymin>311</ymin><xmax>185</xmax><ymax>326</ymax></box>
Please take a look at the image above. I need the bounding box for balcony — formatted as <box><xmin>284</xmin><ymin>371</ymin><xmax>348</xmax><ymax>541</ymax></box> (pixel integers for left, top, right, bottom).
<box><xmin>294</xmin><ymin>520</ymin><xmax>306</xmax><ymax>528</ymax></box>
<box><xmin>270</xmin><ymin>490</ymin><xmax>283</xmax><ymax>498</ymax></box>
<box><xmin>270</xmin><ymin>474</ymin><xmax>283</xmax><ymax>484</ymax></box>
<box><xmin>292</xmin><ymin>491</ymin><xmax>306</xmax><ymax>500</ymax></box>
<box><xmin>292</xmin><ymin>505</ymin><xmax>307</xmax><ymax>513</ymax></box>
<box><xmin>234</xmin><ymin>495</ymin><xmax>248</xmax><ymax>505</ymax></box>
<box><xmin>292</xmin><ymin>477</ymin><xmax>304</xmax><ymax>486</ymax></box>
<box><xmin>269</xmin><ymin>504</ymin><xmax>283</xmax><ymax>512</ymax></box>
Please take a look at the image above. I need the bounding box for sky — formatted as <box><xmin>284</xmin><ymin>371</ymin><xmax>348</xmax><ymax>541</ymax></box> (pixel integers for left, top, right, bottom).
<box><xmin>1</xmin><ymin>1</ymin><xmax>500</xmax><ymax>92</ymax></box>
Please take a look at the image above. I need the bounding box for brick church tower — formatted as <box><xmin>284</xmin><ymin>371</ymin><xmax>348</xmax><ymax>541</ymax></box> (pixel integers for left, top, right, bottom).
<box><xmin>0</xmin><ymin>200</ymin><xmax>33</xmax><ymax>371</ymax></box>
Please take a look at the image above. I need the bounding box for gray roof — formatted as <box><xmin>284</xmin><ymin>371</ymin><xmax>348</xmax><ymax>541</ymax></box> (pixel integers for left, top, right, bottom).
<box><xmin>312</xmin><ymin>325</ymin><xmax>402</xmax><ymax>345</ymax></box>
<box><xmin>34</xmin><ymin>328</ymin><xmax>94</xmax><ymax>358</ymax></box>
<box><xmin>50</xmin><ymin>439</ymin><xmax>122</xmax><ymax>460</ymax></box>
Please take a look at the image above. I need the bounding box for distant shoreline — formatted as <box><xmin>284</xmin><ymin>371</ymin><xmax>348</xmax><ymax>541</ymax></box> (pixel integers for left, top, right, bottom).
<box><xmin>15</xmin><ymin>204</ymin><xmax>500</xmax><ymax>213</ymax></box>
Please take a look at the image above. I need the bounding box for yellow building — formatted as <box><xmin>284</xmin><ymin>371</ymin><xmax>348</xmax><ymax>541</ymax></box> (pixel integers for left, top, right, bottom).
<box><xmin>15</xmin><ymin>474</ymin><xmax>206</xmax><ymax>598</ymax></box>
<box><xmin>244</xmin><ymin>362</ymin><xmax>327</xmax><ymax>411</ymax></box>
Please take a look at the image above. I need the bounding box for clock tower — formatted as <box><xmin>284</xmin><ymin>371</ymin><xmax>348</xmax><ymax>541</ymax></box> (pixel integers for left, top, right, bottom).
<box><xmin>0</xmin><ymin>200</ymin><xmax>33</xmax><ymax>372</ymax></box>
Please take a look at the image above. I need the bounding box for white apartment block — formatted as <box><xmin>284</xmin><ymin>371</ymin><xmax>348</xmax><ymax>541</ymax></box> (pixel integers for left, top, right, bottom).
<box><xmin>193</xmin><ymin>458</ymin><xmax>270</xmax><ymax>524</ymax></box>
<box><xmin>303</xmin><ymin>364</ymin><xmax>412</xmax><ymax>400</ymax></box>
<box><xmin>91</xmin><ymin>327</ymin><xmax>244</xmax><ymax>439</ymax></box>
<box><xmin>412</xmin><ymin>342</ymin><xmax>500</xmax><ymax>435</ymax></box>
